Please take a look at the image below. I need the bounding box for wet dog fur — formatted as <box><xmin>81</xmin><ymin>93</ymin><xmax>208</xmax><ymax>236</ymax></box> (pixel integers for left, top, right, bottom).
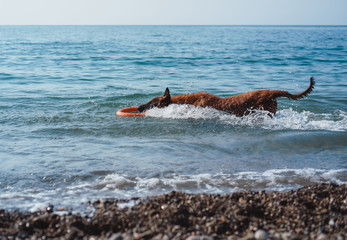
<box><xmin>138</xmin><ymin>77</ymin><xmax>315</xmax><ymax>117</ymax></box>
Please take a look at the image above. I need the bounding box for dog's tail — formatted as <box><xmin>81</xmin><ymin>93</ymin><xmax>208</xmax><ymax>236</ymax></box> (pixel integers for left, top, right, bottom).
<box><xmin>275</xmin><ymin>77</ymin><xmax>315</xmax><ymax>100</ymax></box>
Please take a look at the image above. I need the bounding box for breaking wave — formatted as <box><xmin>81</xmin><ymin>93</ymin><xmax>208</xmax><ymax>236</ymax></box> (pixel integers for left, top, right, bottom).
<box><xmin>97</xmin><ymin>168</ymin><xmax>346</xmax><ymax>195</ymax></box>
<box><xmin>3</xmin><ymin>167</ymin><xmax>344</xmax><ymax>212</ymax></box>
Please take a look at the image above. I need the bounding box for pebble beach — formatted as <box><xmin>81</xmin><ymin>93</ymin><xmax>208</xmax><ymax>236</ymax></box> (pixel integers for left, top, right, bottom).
<box><xmin>1</xmin><ymin>25</ymin><xmax>347</xmax><ymax>240</ymax></box>
<box><xmin>1</xmin><ymin>183</ymin><xmax>346</xmax><ymax>240</ymax></box>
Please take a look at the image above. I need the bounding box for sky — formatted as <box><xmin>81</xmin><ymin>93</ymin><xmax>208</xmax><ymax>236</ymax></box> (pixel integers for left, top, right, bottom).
<box><xmin>0</xmin><ymin>0</ymin><xmax>346</xmax><ymax>25</ymax></box>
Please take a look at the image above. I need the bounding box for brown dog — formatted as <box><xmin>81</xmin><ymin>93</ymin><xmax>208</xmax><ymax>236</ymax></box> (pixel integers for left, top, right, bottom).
<box><xmin>138</xmin><ymin>77</ymin><xmax>315</xmax><ymax>117</ymax></box>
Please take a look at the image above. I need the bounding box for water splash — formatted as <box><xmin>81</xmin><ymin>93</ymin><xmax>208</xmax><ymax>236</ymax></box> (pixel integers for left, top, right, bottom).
<box><xmin>146</xmin><ymin>105</ymin><xmax>347</xmax><ymax>132</ymax></box>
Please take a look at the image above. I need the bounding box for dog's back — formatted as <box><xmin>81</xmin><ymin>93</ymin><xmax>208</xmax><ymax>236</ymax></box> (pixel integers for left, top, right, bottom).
<box><xmin>171</xmin><ymin>92</ymin><xmax>220</xmax><ymax>107</ymax></box>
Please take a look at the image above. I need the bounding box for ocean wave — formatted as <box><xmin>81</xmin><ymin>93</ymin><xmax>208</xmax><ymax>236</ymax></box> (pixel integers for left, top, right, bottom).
<box><xmin>146</xmin><ymin>105</ymin><xmax>347</xmax><ymax>132</ymax></box>
<box><xmin>55</xmin><ymin>168</ymin><xmax>347</xmax><ymax>207</ymax></box>
<box><xmin>1</xmin><ymin>168</ymin><xmax>345</xmax><ymax>212</ymax></box>
<box><xmin>94</xmin><ymin>168</ymin><xmax>347</xmax><ymax>195</ymax></box>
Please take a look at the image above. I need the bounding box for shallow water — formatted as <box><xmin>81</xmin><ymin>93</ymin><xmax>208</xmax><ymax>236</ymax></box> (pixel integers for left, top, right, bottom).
<box><xmin>0</xmin><ymin>25</ymin><xmax>346</xmax><ymax>212</ymax></box>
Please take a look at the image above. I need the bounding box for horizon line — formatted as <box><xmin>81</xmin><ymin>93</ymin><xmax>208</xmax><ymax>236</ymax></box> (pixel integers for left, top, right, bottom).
<box><xmin>1</xmin><ymin>24</ymin><xmax>346</xmax><ymax>26</ymax></box>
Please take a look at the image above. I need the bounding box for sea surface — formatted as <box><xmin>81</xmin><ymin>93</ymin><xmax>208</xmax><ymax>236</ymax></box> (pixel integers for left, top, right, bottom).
<box><xmin>0</xmin><ymin>25</ymin><xmax>346</xmax><ymax>212</ymax></box>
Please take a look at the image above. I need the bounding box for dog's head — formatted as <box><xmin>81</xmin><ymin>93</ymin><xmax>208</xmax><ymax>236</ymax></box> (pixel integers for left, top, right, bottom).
<box><xmin>138</xmin><ymin>88</ymin><xmax>172</xmax><ymax>112</ymax></box>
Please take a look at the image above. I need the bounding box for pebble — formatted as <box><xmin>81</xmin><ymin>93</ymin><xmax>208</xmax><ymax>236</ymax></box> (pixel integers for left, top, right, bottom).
<box><xmin>186</xmin><ymin>236</ymin><xmax>213</xmax><ymax>240</ymax></box>
<box><xmin>254</xmin><ymin>230</ymin><xmax>268</xmax><ymax>240</ymax></box>
<box><xmin>317</xmin><ymin>233</ymin><xmax>328</xmax><ymax>240</ymax></box>
<box><xmin>108</xmin><ymin>233</ymin><xmax>123</xmax><ymax>240</ymax></box>
<box><xmin>329</xmin><ymin>219</ymin><xmax>335</xmax><ymax>226</ymax></box>
<box><xmin>281</xmin><ymin>232</ymin><xmax>294</xmax><ymax>240</ymax></box>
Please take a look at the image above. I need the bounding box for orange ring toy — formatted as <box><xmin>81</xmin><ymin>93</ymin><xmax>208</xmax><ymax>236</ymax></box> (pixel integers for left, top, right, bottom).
<box><xmin>116</xmin><ymin>106</ymin><xmax>146</xmax><ymax>117</ymax></box>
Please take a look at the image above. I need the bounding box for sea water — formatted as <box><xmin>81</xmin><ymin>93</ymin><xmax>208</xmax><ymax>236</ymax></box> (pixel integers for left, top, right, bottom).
<box><xmin>0</xmin><ymin>25</ymin><xmax>346</xmax><ymax>212</ymax></box>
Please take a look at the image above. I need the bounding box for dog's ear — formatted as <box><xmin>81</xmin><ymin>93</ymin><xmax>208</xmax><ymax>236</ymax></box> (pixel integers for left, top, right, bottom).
<box><xmin>164</xmin><ymin>88</ymin><xmax>170</xmax><ymax>97</ymax></box>
<box><xmin>163</xmin><ymin>87</ymin><xmax>171</xmax><ymax>101</ymax></box>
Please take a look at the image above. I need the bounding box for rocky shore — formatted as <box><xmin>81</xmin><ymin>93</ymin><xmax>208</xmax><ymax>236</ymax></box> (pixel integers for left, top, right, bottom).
<box><xmin>0</xmin><ymin>183</ymin><xmax>346</xmax><ymax>240</ymax></box>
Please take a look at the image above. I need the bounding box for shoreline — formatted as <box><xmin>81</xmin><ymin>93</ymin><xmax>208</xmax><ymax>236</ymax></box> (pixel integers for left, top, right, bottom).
<box><xmin>1</xmin><ymin>183</ymin><xmax>346</xmax><ymax>239</ymax></box>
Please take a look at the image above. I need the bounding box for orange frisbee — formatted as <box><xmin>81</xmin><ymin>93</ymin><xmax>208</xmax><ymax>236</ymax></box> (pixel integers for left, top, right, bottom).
<box><xmin>116</xmin><ymin>106</ymin><xmax>146</xmax><ymax>117</ymax></box>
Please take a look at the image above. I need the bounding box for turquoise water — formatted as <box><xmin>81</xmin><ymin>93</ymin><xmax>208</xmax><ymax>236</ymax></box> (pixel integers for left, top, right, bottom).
<box><xmin>0</xmin><ymin>26</ymin><xmax>346</xmax><ymax>212</ymax></box>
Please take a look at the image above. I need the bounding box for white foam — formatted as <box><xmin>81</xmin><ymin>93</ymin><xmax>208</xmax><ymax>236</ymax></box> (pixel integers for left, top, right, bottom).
<box><xmin>146</xmin><ymin>105</ymin><xmax>347</xmax><ymax>132</ymax></box>
<box><xmin>95</xmin><ymin>168</ymin><xmax>346</xmax><ymax>195</ymax></box>
<box><xmin>103</xmin><ymin>173</ymin><xmax>136</xmax><ymax>190</ymax></box>
<box><xmin>146</xmin><ymin>104</ymin><xmax>223</xmax><ymax>120</ymax></box>
<box><xmin>2</xmin><ymin>168</ymin><xmax>345</xmax><ymax>212</ymax></box>
<box><xmin>264</xmin><ymin>109</ymin><xmax>347</xmax><ymax>131</ymax></box>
